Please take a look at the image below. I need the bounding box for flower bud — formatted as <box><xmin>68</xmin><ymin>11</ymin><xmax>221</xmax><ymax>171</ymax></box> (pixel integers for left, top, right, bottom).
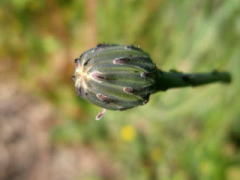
<box><xmin>73</xmin><ymin>44</ymin><xmax>159</xmax><ymax>110</ymax></box>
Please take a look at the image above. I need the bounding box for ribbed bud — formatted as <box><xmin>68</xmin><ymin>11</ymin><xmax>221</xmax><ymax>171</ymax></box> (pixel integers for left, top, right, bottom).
<box><xmin>73</xmin><ymin>44</ymin><xmax>159</xmax><ymax>110</ymax></box>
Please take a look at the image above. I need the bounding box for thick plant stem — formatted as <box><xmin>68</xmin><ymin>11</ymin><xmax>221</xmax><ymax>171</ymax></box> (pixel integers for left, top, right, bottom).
<box><xmin>156</xmin><ymin>70</ymin><xmax>231</xmax><ymax>91</ymax></box>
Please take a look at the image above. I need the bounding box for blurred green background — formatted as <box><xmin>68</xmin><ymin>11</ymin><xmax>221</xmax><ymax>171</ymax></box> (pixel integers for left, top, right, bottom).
<box><xmin>0</xmin><ymin>0</ymin><xmax>240</xmax><ymax>179</ymax></box>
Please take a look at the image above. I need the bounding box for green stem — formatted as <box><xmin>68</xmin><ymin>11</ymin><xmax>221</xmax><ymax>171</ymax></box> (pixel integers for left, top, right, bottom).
<box><xmin>156</xmin><ymin>69</ymin><xmax>231</xmax><ymax>91</ymax></box>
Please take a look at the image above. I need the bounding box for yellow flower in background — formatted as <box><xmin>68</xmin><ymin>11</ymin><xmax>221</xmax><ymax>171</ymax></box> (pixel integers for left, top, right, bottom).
<box><xmin>120</xmin><ymin>125</ymin><xmax>136</xmax><ymax>142</ymax></box>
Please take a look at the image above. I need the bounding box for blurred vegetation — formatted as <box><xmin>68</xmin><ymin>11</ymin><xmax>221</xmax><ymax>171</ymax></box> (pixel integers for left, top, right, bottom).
<box><xmin>1</xmin><ymin>0</ymin><xmax>240</xmax><ymax>179</ymax></box>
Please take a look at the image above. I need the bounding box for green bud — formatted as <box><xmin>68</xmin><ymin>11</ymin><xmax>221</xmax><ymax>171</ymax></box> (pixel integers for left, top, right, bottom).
<box><xmin>73</xmin><ymin>44</ymin><xmax>231</xmax><ymax>117</ymax></box>
<box><xmin>73</xmin><ymin>44</ymin><xmax>159</xmax><ymax>110</ymax></box>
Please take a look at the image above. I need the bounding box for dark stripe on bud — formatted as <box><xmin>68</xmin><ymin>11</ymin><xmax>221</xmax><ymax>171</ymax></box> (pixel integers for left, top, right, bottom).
<box><xmin>86</xmin><ymin>91</ymin><xmax>117</xmax><ymax>110</ymax></box>
<box><xmin>140</xmin><ymin>72</ymin><xmax>153</xmax><ymax>78</ymax></box>
<box><xmin>76</xmin><ymin>87</ymin><xmax>86</xmax><ymax>97</ymax></box>
<box><xmin>91</xmin><ymin>72</ymin><xmax>112</xmax><ymax>81</ymax></box>
<box><xmin>83</xmin><ymin>58</ymin><xmax>91</xmax><ymax>66</ymax></box>
<box><xmin>97</xmin><ymin>43</ymin><xmax>118</xmax><ymax>48</ymax></box>
<box><xmin>96</xmin><ymin>93</ymin><xmax>112</xmax><ymax>103</ymax></box>
<box><xmin>72</xmin><ymin>75</ymin><xmax>76</xmax><ymax>81</ymax></box>
<box><xmin>91</xmin><ymin>72</ymin><xmax>107</xmax><ymax>81</ymax></box>
<box><xmin>113</xmin><ymin>57</ymin><xmax>156</xmax><ymax>71</ymax></box>
<box><xmin>75</xmin><ymin>58</ymin><xmax>81</xmax><ymax>64</ymax></box>
<box><xmin>126</xmin><ymin>45</ymin><xmax>143</xmax><ymax>51</ymax></box>
<box><xmin>123</xmin><ymin>87</ymin><xmax>134</xmax><ymax>94</ymax></box>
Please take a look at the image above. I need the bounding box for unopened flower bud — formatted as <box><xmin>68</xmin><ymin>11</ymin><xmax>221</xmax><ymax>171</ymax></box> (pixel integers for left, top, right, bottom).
<box><xmin>73</xmin><ymin>44</ymin><xmax>159</xmax><ymax>110</ymax></box>
<box><xmin>73</xmin><ymin>44</ymin><xmax>231</xmax><ymax>118</ymax></box>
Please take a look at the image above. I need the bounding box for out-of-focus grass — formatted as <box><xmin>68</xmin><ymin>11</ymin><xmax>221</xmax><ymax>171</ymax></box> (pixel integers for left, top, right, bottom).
<box><xmin>1</xmin><ymin>0</ymin><xmax>240</xmax><ymax>179</ymax></box>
